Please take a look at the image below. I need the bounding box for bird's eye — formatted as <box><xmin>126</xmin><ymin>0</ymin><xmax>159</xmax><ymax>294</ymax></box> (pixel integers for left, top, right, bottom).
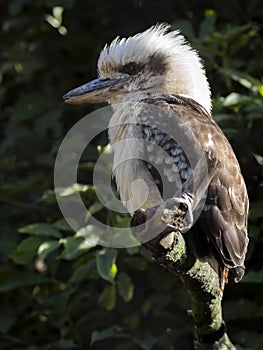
<box><xmin>122</xmin><ymin>62</ymin><xmax>141</xmax><ymax>75</ymax></box>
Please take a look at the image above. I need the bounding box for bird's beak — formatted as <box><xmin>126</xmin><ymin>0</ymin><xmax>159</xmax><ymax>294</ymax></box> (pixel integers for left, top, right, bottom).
<box><xmin>63</xmin><ymin>77</ymin><xmax>128</xmax><ymax>104</ymax></box>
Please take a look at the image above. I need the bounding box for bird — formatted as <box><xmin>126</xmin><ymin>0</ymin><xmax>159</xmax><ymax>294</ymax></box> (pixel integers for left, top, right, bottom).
<box><xmin>63</xmin><ymin>23</ymin><xmax>249</xmax><ymax>292</ymax></box>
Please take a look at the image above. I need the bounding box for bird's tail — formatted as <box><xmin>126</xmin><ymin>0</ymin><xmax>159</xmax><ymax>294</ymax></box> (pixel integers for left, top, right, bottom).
<box><xmin>231</xmin><ymin>265</ymin><xmax>246</xmax><ymax>283</ymax></box>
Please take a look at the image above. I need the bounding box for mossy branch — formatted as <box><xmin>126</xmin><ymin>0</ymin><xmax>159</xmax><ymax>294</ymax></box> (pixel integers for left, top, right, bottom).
<box><xmin>131</xmin><ymin>205</ymin><xmax>236</xmax><ymax>350</ymax></box>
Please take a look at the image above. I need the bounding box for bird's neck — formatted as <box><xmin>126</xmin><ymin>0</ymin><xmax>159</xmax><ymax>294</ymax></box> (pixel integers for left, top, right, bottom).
<box><xmin>108</xmin><ymin>91</ymin><xmax>163</xmax><ymax>108</ymax></box>
<box><xmin>108</xmin><ymin>98</ymin><xmax>142</xmax><ymax>143</ymax></box>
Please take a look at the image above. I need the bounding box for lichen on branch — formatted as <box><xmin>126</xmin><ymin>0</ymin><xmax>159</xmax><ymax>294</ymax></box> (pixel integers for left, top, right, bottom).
<box><xmin>130</xmin><ymin>204</ymin><xmax>237</xmax><ymax>350</ymax></box>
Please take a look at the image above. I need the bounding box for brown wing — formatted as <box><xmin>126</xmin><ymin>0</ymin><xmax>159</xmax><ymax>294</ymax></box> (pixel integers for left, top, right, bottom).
<box><xmin>198</xmin><ymin>142</ymin><xmax>249</xmax><ymax>281</ymax></box>
<box><xmin>142</xmin><ymin>94</ymin><xmax>249</xmax><ymax>281</ymax></box>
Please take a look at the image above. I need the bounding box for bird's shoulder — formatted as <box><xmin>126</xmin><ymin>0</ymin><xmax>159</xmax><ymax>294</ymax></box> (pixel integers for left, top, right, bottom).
<box><xmin>139</xmin><ymin>94</ymin><xmax>229</xmax><ymax>157</ymax></box>
<box><xmin>141</xmin><ymin>93</ymin><xmax>213</xmax><ymax>123</ymax></box>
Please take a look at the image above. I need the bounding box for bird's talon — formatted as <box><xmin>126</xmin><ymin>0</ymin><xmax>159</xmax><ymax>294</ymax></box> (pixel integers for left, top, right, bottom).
<box><xmin>160</xmin><ymin>195</ymin><xmax>194</xmax><ymax>230</ymax></box>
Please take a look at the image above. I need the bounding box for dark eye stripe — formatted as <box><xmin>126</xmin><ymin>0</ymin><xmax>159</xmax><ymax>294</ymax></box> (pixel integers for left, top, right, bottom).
<box><xmin>121</xmin><ymin>62</ymin><xmax>142</xmax><ymax>75</ymax></box>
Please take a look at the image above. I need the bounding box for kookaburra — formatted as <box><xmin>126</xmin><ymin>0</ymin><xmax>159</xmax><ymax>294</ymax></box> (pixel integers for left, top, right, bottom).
<box><xmin>63</xmin><ymin>24</ymin><xmax>249</xmax><ymax>290</ymax></box>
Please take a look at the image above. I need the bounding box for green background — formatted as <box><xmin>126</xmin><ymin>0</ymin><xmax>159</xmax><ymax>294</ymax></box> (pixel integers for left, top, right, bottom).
<box><xmin>0</xmin><ymin>0</ymin><xmax>263</xmax><ymax>349</ymax></box>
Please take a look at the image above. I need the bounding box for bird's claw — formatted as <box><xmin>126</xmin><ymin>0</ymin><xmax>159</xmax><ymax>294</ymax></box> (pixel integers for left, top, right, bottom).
<box><xmin>160</xmin><ymin>192</ymin><xmax>194</xmax><ymax>231</ymax></box>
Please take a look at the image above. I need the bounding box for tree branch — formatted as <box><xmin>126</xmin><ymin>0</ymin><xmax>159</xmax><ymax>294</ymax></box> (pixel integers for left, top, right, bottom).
<box><xmin>131</xmin><ymin>205</ymin><xmax>237</xmax><ymax>350</ymax></box>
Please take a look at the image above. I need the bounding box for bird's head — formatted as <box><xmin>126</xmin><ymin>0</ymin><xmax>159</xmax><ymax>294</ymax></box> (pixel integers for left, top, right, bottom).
<box><xmin>63</xmin><ymin>24</ymin><xmax>211</xmax><ymax>112</ymax></box>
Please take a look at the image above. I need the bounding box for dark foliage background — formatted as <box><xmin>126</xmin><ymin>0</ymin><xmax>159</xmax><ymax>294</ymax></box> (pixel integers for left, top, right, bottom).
<box><xmin>0</xmin><ymin>0</ymin><xmax>263</xmax><ymax>349</ymax></box>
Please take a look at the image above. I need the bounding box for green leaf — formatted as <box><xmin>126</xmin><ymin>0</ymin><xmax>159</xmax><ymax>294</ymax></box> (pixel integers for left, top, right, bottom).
<box><xmin>98</xmin><ymin>285</ymin><xmax>116</xmax><ymax>311</ymax></box>
<box><xmin>96</xmin><ymin>248</ymin><xmax>118</xmax><ymax>283</ymax></box>
<box><xmin>40</xmin><ymin>189</ymin><xmax>57</xmax><ymax>203</ymax></box>
<box><xmin>58</xmin><ymin>236</ymin><xmax>96</xmax><ymax>260</ymax></box>
<box><xmin>132</xmin><ymin>333</ymin><xmax>158</xmax><ymax>350</ymax></box>
<box><xmin>56</xmin><ymin>183</ymin><xmax>93</xmax><ymax>197</ymax></box>
<box><xmin>37</xmin><ymin>240</ymin><xmax>61</xmax><ymax>261</ymax></box>
<box><xmin>75</xmin><ymin>224</ymin><xmax>104</xmax><ymax>242</ymax></box>
<box><xmin>126</xmin><ymin>246</ymin><xmax>140</xmax><ymax>255</ymax></box>
<box><xmin>254</xmin><ymin>154</ymin><xmax>263</xmax><ymax>166</ymax></box>
<box><xmin>213</xmin><ymin>113</ymin><xmax>234</xmax><ymax>123</ymax></box>
<box><xmin>258</xmin><ymin>85</ymin><xmax>263</xmax><ymax>97</ymax></box>
<box><xmin>245</xmin><ymin>105</ymin><xmax>263</xmax><ymax>121</ymax></box>
<box><xmin>171</xmin><ymin>20</ymin><xmax>195</xmax><ymax>40</ymax></box>
<box><xmin>117</xmin><ymin>273</ymin><xmax>134</xmax><ymax>302</ymax></box>
<box><xmin>55</xmin><ymin>339</ymin><xmax>78</xmax><ymax>349</ymax></box>
<box><xmin>221</xmin><ymin>68</ymin><xmax>263</xmax><ymax>96</ymax></box>
<box><xmin>18</xmin><ymin>223</ymin><xmax>61</xmax><ymax>238</ymax></box>
<box><xmin>91</xmin><ymin>325</ymin><xmax>126</xmax><ymax>345</ymax></box>
<box><xmin>11</xmin><ymin>237</ymin><xmax>43</xmax><ymax>264</ymax></box>
<box><xmin>88</xmin><ymin>202</ymin><xmax>104</xmax><ymax>215</ymax></box>
<box><xmin>222</xmin><ymin>93</ymin><xmax>255</xmax><ymax>108</ymax></box>
<box><xmin>0</xmin><ymin>268</ymin><xmax>47</xmax><ymax>293</ymax></box>
<box><xmin>199</xmin><ymin>10</ymin><xmax>216</xmax><ymax>38</ymax></box>
<box><xmin>69</xmin><ymin>260</ymin><xmax>97</xmax><ymax>284</ymax></box>
<box><xmin>53</xmin><ymin>219</ymin><xmax>74</xmax><ymax>231</ymax></box>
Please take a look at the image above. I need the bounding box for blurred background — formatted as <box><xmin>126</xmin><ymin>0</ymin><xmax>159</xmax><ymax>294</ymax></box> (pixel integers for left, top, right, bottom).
<box><xmin>0</xmin><ymin>0</ymin><xmax>263</xmax><ymax>349</ymax></box>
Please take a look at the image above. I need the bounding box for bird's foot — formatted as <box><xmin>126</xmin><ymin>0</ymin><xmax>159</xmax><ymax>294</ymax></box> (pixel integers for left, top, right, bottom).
<box><xmin>160</xmin><ymin>192</ymin><xmax>194</xmax><ymax>231</ymax></box>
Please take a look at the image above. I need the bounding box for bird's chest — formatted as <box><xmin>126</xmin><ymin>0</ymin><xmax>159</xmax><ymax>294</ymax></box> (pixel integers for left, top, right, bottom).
<box><xmin>108</xmin><ymin>104</ymin><xmax>192</xmax><ymax>212</ymax></box>
<box><xmin>108</xmin><ymin>106</ymin><xmax>163</xmax><ymax>213</ymax></box>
